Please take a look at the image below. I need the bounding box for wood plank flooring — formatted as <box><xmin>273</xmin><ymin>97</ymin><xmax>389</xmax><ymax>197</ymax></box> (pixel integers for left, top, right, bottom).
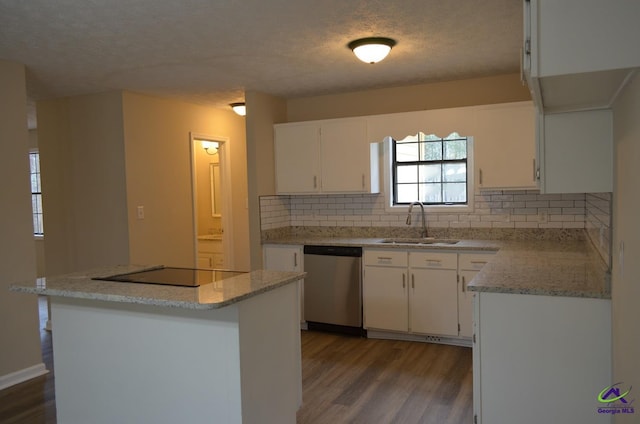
<box><xmin>0</xmin><ymin>300</ymin><xmax>472</xmax><ymax>424</ymax></box>
<box><xmin>296</xmin><ymin>331</ymin><xmax>473</xmax><ymax>424</ymax></box>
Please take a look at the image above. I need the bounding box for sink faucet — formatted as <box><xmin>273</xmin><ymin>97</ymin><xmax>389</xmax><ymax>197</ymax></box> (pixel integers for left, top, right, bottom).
<box><xmin>406</xmin><ymin>201</ymin><xmax>428</xmax><ymax>238</ymax></box>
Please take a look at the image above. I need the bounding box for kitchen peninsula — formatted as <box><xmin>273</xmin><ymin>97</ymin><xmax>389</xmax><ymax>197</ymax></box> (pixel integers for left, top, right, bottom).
<box><xmin>10</xmin><ymin>265</ymin><xmax>305</xmax><ymax>424</ymax></box>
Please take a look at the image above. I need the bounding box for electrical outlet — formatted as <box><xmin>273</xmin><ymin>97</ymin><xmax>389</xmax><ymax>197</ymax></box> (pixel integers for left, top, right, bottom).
<box><xmin>538</xmin><ymin>210</ymin><xmax>548</xmax><ymax>223</ymax></box>
<box><xmin>137</xmin><ymin>206</ymin><xmax>145</xmax><ymax>220</ymax></box>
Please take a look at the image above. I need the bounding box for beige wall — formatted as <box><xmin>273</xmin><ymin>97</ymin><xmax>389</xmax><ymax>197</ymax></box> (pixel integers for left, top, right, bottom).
<box><xmin>122</xmin><ymin>92</ymin><xmax>250</xmax><ymax>270</ymax></box>
<box><xmin>612</xmin><ymin>73</ymin><xmax>640</xmax><ymax>424</ymax></box>
<box><xmin>245</xmin><ymin>91</ymin><xmax>287</xmax><ymax>269</ymax></box>
<box><xmin>0</xmin><ymin>60</ymin><xmax>42</xmax><ymax>378</ymax></box>
<box><xmin>38</xmin><ymin>92</ymin><xmax>130</xmax><ymax>275</ymax></box>
<box><xmin>286</xmin><ymin>73</ymin><xmax>531</xmax><ymax>122</ymax></box>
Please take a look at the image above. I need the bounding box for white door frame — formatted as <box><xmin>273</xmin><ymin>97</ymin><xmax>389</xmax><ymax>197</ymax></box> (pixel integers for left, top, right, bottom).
<box><xmin>189</xmin><ymin>132</ymin><xmax>234</xmax><ymax>269</ymax></box>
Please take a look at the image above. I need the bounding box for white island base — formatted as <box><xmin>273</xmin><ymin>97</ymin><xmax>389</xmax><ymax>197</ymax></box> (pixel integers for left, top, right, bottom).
<box><xmin>50</xmin><ymin>283</ymin><xmax>301</xmax><ymax>424</ymax></box>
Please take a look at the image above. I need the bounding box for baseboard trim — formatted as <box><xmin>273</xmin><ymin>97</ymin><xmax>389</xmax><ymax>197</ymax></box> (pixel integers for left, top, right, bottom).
<box><xmin>367</xmin><ymin>330</ymin><xmax>472</xmax><ymax>347</ymax></box>
<box><xmin>0</xmin><ymin>363</ymin><xmax>49</xmax><ymax>391</ymax></box>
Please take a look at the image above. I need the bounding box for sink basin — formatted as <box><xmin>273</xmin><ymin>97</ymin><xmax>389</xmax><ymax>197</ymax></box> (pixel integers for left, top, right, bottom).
<box><xmin>378</xmin><ymin>238</ymin><xmax>460</xmax><ymax>245</ymax></box>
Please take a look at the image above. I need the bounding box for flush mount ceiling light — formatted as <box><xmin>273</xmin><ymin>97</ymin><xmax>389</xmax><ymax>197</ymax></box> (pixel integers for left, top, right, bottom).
<box><xmin>348</xmin><ymin>37</ymin><xmax>396</xmax><ymax>64</ymax></box>
<box><xmin>230</xmin><ymin>102</ymin><xmax>246</xmax><ymax>116</ymax></box>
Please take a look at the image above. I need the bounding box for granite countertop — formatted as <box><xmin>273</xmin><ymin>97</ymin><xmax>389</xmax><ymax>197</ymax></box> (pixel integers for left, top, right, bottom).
<box><xmin>9</xmin><ymin>264</ymin><xmax>305</xmax><ymax>310</ymax></box>
<box><xmin>265</xmin><ymin>236</ymin><xmax>501</xmax><ymax>252</ymax></box>
<box><xmin>263</xmin><ymin>235</ymin><xmax>610</xmax><ymax>299</ymax></box>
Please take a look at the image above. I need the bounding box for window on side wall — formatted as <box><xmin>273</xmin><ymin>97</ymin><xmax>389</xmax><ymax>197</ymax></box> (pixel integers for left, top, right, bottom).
<box><xmin>29</xmin><ymin>151</ymin><xmax>44</xmax><ymax>236</ymax></box>
<box><xmin>387</xmin><ymin>132</ymin><xmax>474</xmax><ymax>211</ymax></box>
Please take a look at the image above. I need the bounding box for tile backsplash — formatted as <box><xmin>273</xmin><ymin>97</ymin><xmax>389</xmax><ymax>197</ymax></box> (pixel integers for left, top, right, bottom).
<box><xmin>260</xmin><ymin>190</ymin><xmax>588</xmax><ymax>231</ymax></box>
<box><xmin>260</xmin><ymin>189</ymin><xmax>612</xmax><ymax>265</ymax></box>
<box><xmin>585</xmin><ymin>192</ymin><xmax>612</xmax><ymax>266</ymax></box>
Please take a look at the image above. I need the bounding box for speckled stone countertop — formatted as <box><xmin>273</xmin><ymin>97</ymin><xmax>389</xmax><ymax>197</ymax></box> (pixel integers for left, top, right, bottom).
<box><xmin>263</xmin><ymin>231</ymin><xmax>610</xmax><ymax>299</ymax></box>
<box><xmin>10</xmin><ymin>264</ymin><xmax>305</xmax><ymax>310</ymax></box>
<box><xmin>466</xmin><ymin>240</ymin><xmax>610</xmax><ymax>299</ymax></box>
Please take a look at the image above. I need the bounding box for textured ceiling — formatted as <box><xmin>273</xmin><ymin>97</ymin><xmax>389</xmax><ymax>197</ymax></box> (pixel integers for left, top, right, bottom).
<box><xmin>0</xmin><ymin>0</ymin><xmax>521</xmax><ymax>126</ymax></box>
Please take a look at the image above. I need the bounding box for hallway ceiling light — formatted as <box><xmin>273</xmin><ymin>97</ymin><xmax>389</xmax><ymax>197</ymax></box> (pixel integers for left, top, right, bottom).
<box><xmin>348</xmin><ymin>37</ymin><xmax>396</xmax><ymax>64</ymax></box>
<box><xmin>230</xmin><ymin>102</ymin><xmax>246</xmax><ymax>116</ymax></box>
<box><xmin>202</xmin><ymin>140</ymin><xmax>219</xmax><ymax>155</ymax></box>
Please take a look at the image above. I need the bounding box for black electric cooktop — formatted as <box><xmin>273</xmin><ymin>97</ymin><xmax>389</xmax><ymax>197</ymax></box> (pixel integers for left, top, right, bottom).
<box><xmin>93</xmin><ymin>267</ymin><xmax>246</xmax><ymax>288</ymax></box>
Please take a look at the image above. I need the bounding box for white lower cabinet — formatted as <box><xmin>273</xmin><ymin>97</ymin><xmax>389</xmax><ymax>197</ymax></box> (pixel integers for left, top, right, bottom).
<box><xmin>458</xmin><ymin>252</ymin><xmax>493</xmax><ymax>338</ymax></box>
<box><xmin>197</xmin><ymin>239</ymin><xmax>224</xmax><ymax>269</ymax></box>
<box><xmin>263</xmin><ymin>244</ymin><xmax>304</xmax><ymax>325</ymax></box>
<box><xmin>473</xmin><ymin>292</ymin><xmax>611</xmax><ymax>424</ymax></box>
<box><xmin>362</xmin><ymin>250</ymin><xmax>408</xmax><ymax>332</ymax></box>
<box><xmin>408</xmin><ymin>251</ymin><xmax>458</xmax><ymax>336</ymax></box>
<box><xmin>364</xmin><ymin>249</ymin><xmax>462</xmax><ymax>340</ymax></box>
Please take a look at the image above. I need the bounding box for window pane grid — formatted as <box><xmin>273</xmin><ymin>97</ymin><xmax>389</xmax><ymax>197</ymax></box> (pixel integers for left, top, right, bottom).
<box><xmin>393</xmin><ymin>135</ymin><xmax>468</xmax><ymax>206</ymax></box>
<box><xmin>29</xmin><ymin>152</ymin><xmax>44</xmax><ymax>235</ymax></box>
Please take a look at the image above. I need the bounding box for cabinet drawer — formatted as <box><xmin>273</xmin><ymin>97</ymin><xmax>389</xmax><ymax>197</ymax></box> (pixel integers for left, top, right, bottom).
<box><xmin>409</xmin><ymin>251</ymin><xmax>457</xmax><ymax>270</ymax></box>
<box><xmin>459</xmin><ymin>253</ymin><xmax>494</xmax><ymax>271</ymax></box>
<box><xmin>198</xmin><ymin>240</ymin><xmax>223</xmax><ymax>254</ymax></box>
<box><xmin>364</xmin><ymin>250</ymin><xmax>407</xmax><ymax>267</ymax></box>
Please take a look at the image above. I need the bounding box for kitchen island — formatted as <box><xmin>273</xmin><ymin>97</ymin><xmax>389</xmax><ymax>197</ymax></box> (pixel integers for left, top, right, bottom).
<box><xmin>10</xmin><ymin>265</ymin><xmax>305</xmax><ymax>424</ymax></box>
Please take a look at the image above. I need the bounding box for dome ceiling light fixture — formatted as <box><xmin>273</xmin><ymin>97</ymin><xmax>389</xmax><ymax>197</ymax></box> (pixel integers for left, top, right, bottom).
<box><xmin>230</xmin><ymin>102</ymin><xmax>246</xmax><ymax>116</ymax></box>
<box><xmin>348</xmin><ymin>37</ymin><xmax>397</xmax><ymax>64</ymax></box>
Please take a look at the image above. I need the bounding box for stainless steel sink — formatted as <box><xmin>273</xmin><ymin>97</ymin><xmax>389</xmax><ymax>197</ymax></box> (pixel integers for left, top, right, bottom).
<box><xmin>378</xmin><ymin>238</ymin><xmax>460</xmax><ymax>245</ymax></box>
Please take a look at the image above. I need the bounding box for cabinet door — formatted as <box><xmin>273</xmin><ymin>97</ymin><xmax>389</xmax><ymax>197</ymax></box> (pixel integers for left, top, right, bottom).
<box><xmin>458</xmin><ymin>270</ymin><xmax>477</xmax><ymax>338</ymax></box>
<box><xmin>274</xmin><ymin>124</ymin><xmax>321</xmax><ymax>194</ymax></box>
<box><xmin>541</xmin><ymin>109</ymin><xmax>612</xmax><ymax>193</ymax></box>
<box><xmin>363</xmin><ymin>266</ymin><xmax>408</xmax><ymax>332</ymax></box>
<box><xmin>263</xmin><ymin>245</ymin><xmax>304</xmax><ymax>324</ymax></box>
<box><xmin>409</xmin><ymin>269</ymin><xmax>458</xmax><ymax>336</ymax></box>
<box><xmin>320</xmin><ymin>120</ymin><xmax>370</xmax><ymax>193</ymax></box>
<box><xmin>474</xmin><ymin>102</ymin><xmax>537</xmax><ymax>190</ymax></box>
<box><xmin>197</xmin><ymin>253</ymin><xmax>213</xmax><ymax>269</ymax></box>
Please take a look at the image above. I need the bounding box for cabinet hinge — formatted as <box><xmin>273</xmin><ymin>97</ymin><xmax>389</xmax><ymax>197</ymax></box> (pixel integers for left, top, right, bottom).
<box><xmin>474</xmin><ymin>414</ymin><xmax>478</xmax><ymax>424</ymax></box>
<box><xmin>524</xmin><ymin>39</ymin><xmax>531</xmax><ymax>55</ymax></box>
<box><xmin>458</xmin><ymin>323</ymin><xmax>461</xmax><ymax>333</ymax></box>
<box><xmin>473</xmin><ymin>333</ymin><xmax>476</xmax><ymax>344</ymax></box>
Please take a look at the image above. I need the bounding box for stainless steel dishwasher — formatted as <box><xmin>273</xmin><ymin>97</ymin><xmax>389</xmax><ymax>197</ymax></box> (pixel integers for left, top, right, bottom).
<box><xmin>303</xmin><ymin>245</ymin><xmax>364</xmax><ymax>336</ymax></box>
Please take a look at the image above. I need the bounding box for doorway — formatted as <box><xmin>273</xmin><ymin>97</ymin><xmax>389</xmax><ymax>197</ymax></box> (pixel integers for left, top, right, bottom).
<box><xmin>190</xmin><ymin>132</ymin><xmax>234</xmax><ymax>269</ymax></box>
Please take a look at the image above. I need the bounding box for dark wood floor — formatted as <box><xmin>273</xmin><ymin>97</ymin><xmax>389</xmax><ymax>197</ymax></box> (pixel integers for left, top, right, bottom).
<box><xmin>0</xmin><ymin>301</ymin><xmax>472</xmax><ymax>424</ymax></box>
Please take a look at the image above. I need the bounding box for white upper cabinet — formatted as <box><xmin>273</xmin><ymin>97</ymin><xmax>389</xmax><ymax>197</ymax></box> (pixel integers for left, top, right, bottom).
<box><xmin>320</xmin><ymin>120</ymin><xmax>378</xmax><ymax>193</ymax></box>
<box><xmin>474</xmin><ymin>101</ymin><xmax>537</xmax><ymax>190</ymax></box>
<box><xmin>540</xmin><ymin>109</ymin><xmax>613</xmax><ymax>193</ymax></box>
<box><xmin>523</xmin><ymin>0</ymin><xmax>640</xmax><ymax>112</ymax></box>
<box><xmin>274</xmin><ymin>119</ymin><xmax>379</xmax><ymax>195</ymax></box>
<box><xmin>274</xmin><ymin>124</ymin><xmax>321</xmax><ymax>194</ymax></box>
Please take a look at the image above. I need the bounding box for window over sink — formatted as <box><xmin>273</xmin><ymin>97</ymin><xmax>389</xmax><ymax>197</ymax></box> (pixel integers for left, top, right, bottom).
<box><xmin>387</xmin><ymin>132</ymin><xmax>474</xmax><ymax>211</ymax></box>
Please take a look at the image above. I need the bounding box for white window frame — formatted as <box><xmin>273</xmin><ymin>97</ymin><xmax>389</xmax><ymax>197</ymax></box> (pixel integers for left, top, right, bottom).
<box><xmin>382</xmin><ymin>136</ymin><xmax>475</xmax><ymax>214</ymax></box>
<box><xmin>29</xmin><ymin>150</ymin><xmax>44</xmax><ymax>238</ymax></box>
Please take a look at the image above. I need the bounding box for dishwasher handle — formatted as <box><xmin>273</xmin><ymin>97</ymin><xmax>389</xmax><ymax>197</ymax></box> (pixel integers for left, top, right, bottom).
<box><xmin>303</xmin><ymin>245</ymin><xmax>362</xmax><ymax>257</ymax></box>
